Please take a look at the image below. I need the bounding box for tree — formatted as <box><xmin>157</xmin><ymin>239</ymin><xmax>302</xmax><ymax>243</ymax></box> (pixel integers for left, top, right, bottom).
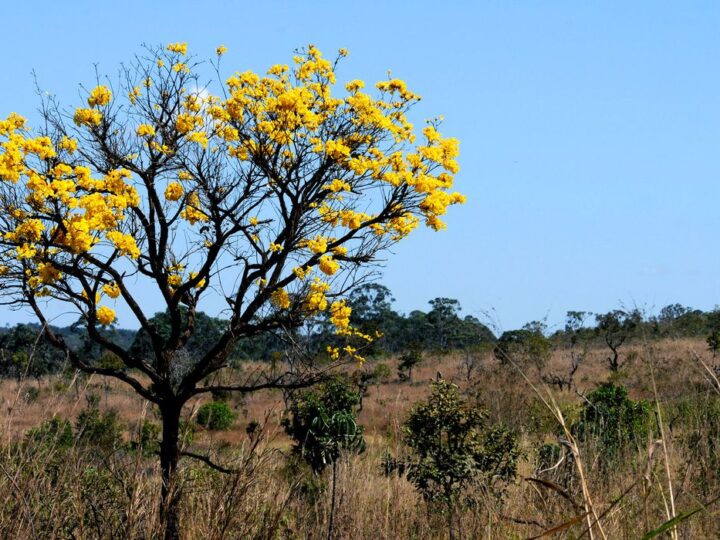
<box><xmin>0</xmin><ymin>42</ymin><xmax>464</xmax><ymax>538</ymax></box>
<box><xmin>398</xmin><ymin>344</ymin><xmax>423</xmax><ymax>381</ymax></box>
<box><xmin>595</xmin><ymin>310</ymin><xmax>641</xmax><ymax>372</ymax></box>
<box><xmin>283</xmin><ymin>377</ymin><xmax>365</xmax><ymax>540</ymax></box>
<box><xmin>402</xmin><ymin>380</ymin><xmax>518</xmax><ymax>539</ymax></box>
<box><xmin>542</xmin><ymin>311</ymin><xmax>588</xmax><ymax>391</ymax></box>
<box><xmin>494</xmin><ymin>321</ymin><xmax>551</xmax><ymax>372</ymax></box>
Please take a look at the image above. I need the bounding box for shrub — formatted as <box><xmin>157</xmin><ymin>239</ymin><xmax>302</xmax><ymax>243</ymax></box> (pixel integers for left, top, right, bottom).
<box><xmin>283</xmin><ymin>377</ymin><xmax>365</xmax><ymax>473</ymax></box>
<box><xmin>25</xmin><ymin>416</ymin><xmax>74</xmax><ymax>450</ymax></box>
<box><xmin>196</xmin><ymin>401</ymin><xmax>237</xmax><ymax>431</ymax></box>
<box><xmin>75</xmin><ymin>404</ymin><xmax>125</xmax><ymax>452</ymax></box>
<box><xmin>402</xmin><ymin>380</ymin><xmax>519</xmax><ymax>536</ymax></box>
<box><xmin>572</xmin><ymin>382</ymin><xmax>652</xmax><ymax>460</ymax></box>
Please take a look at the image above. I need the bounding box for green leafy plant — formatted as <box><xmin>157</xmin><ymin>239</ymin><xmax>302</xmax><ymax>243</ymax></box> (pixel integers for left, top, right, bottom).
<box><xmin>573</xmin><ymin>382</ymin><xmax>653</xmax><ymax>461</ymax></box>
<box><xmin>195</xmin><ymin>401</ymin><xmax>237</xmax><ymax>431</ymax></box>
<box><xmin>283</xmin><ymin>377</ymin><xmax>365</xmax><ymax>540</ymax></box>
<box><xmin>402</xmin><ymin>380</ymin><xmax>519</xmax><ymax>539</ymax></box>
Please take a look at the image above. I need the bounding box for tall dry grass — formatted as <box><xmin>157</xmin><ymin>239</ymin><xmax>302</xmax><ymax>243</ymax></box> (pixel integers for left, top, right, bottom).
<box><xmin>0</xmin><ymin>338</ymin><xmax>718</xmax><ymax>538</ymax></box>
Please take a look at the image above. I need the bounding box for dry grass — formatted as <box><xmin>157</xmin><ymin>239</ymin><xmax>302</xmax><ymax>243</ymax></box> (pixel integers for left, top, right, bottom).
<box><xmin>0</xmin><ymin>338</ymin><xmax>719</xmax><ymax>538</ymax></box>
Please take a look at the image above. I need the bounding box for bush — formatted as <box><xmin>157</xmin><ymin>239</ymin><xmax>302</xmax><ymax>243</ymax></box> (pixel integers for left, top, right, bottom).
<box><xmin>196</xmin><ymin>401</ymin><xmax>237</xmax><ymax>431</ymax></box>
<box><xmin>283</xmin><ymin>377</ymin><xmax>365</xmax><ymax>473</ymax></box>
<box><xmin>572</xmin><ymin>382</ymin><xmax>652</xmax><ymax>460</ymax></box>
<box><xmin>132</xmin><ymin>420</ymin><xmax>160</xmax><ymax>456</ymax></box>
<box><xmin>25</xmin><ymin>416</ymin><xmax>74</xmax><ymax>449</ymax></box>
<box><xmin>75</xmin><ymin>406</ymin><xmax>125</xmax><ymax>451</ymax></box>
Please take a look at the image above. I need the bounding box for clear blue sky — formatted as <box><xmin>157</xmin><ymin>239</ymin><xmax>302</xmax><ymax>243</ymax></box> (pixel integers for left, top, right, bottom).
<box><xmin>2</xmin><ymin>1</ymin><xmax>719</xmax><ymax>332</ymax></box>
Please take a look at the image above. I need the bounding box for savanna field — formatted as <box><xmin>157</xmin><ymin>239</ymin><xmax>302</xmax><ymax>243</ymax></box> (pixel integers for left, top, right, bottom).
<box><xmin>2</xmin><ymin>329</ymin><xmax>720</xmax><ymax>539</ymax></box>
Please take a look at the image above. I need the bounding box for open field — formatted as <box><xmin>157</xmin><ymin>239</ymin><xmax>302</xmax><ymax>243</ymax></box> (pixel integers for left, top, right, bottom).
<box><xmin>1</xmin><ymin>337</ymin><xmax>719</xmax><ymax>538</ymax></box>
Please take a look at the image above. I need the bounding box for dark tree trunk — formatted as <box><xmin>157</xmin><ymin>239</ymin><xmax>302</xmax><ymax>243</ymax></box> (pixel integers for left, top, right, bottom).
<box><xmin>160</xmin><ymin>402</ymin><xmax>182</xmax><ymax>540</ymax></box>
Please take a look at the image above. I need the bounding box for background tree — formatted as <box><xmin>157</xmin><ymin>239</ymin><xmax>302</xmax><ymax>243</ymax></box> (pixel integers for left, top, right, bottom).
<box><xmin>595</xmin><ymin>309</ymin><xmax>641</xmax><ymax>372</ymax></box>
<box><xmin>397</xmin><ymin>344</ymin><xmax>423</xmax><ymax>381</ymax></box>
<box><xmin>493</xmin><ymin>321</ymin><xmax>551</xmax><ymax>372</ymax></box>
<box><xmin>0</xmin><ymin>42</ymin><xmax>463</xmax><ymax>538</ymax></box>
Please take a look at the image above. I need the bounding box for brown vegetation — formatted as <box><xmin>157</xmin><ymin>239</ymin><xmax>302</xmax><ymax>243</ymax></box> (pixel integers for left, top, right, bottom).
<box><xmin>1</xmin><ymin>337</ymin><xmax>719</xmax><ymax>538</ymax></box>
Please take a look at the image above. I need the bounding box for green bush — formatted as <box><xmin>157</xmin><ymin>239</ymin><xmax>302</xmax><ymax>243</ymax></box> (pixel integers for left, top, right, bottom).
<box><xmin>196</xmin><ymin>401</ymin><xmax>237</xmax><ymax>431</ymax></box>
<box><xmin>572</xmin><ymin>382</ymin><xmax>652</xmax><ymax>460</ymax></box>
<box><xmin>75</xmin><ymin>406</ymin><xmax>125</xmax><ymax>451</ymax></box>
<box><xmin>283</xmin><ymin>377</ymin><xmax>365</xmax><ymax>473</ymax></box>
<box><xmin>25</xmin><ymin>416</ymin><xmax>74</xmax><ymax>449</ymax></box>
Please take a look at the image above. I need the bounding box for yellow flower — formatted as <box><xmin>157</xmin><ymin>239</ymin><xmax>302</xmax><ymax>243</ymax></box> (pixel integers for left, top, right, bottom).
<box><xmin>318</xmin><ymin>255</ymin><xmax>339</xmax><ymax>276</ymax></box>
<box><xmin>16</xmin><ymin>243</ymin><xmax>37</xmax><ymax>259</ymax></box>
<box><xmin>106</xmin><ymin>231</ymin><xmax>140</xmax><ymax>259</ymax></box>
<box><xmin>166</xmin><ymin>42</ymin><xmax>188</xmax><ymax>55</ymax></box>
<box><xmin>216</xmin><ymin>45</ymin><xmax>227</xmax><ymax>56</ymax></box>
<box><xmin>189</xmin><ymin>271</ymin><xmax>206</xmax><ymax>289</ymax></box>
<box><xmin>103</xmin><ymin>282</ymin><xmax>121</xmax><ymax>299</ymax></box>
<box><xmin>164</xmin><ymin>182</ymin><xmax>184</xmax><ymax>201</ymax></box>
<box><xmin>87</xmin><ymin>86</ymin><xmax>112</xmax><ymax>107</ymax></box>
<box><xmin>128</xmin><ymin>86</ymin><xmax>142</xmax><ymax>104</ymax></box>
<box><xmin>270</xmin><ymin>288</ymin><xmax>291</xmax><ymax>309</ymax></box>
<box><xmin>176</xmin><ymin>113</ymin><xmax>201</xmax><ymax>134</ymax></box>
<box><xmin>136</xmin><ymin>124</ymin><xmax>156</xmax><ymax>138</ymax></box>
<box><xmin>37</xmin><ymin>262</ymin><xmax>61</xmax><ymax>284</ymax></box>
<box><xmin>59</xmin><ymin>136</ymin><xmax>78</xmax><ymax>153</ymax></box>
<box><xmin>73</xmin><ymin>108</ymin><xmax>102</xmax><ymax>127</ymax></box>
<box><xmin>269</xmin><ymin>243</ymin><xmax>283</xmax><ymax>253</ymax></box>
<box><xmin>181</xmin><ymin>192</ymin><xmax>209</xmax><ymax>224</ymax></box>
<box><xmin>329</xmin><ymin>300</ymin><xmax>352</xmax><ymax>332</ymax></box>
<box><xmin>96</xmin><ymin>306</ymin><xmax>116</xmax><ymax>325</ymax></box>
<box><xmin>304</xmin><ymin>235</ymin><xmax>327</xmax><ymax>255</ymax></box>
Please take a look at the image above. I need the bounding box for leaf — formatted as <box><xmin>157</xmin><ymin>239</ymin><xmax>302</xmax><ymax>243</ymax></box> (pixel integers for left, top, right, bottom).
<box><xmin>640</xmin><ymin>507</ymin><xmax>702</xmax><ymax>540</ymax></box>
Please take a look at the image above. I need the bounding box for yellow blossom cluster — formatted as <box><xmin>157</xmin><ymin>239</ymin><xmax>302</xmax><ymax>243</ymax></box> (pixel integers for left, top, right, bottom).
<box><xmin>166</xmin><ymin>42</ymin><xmax>188</xmax><ymax>55</ymax></box>
<box><xmin>96</xmin><ymin>306</ymin><xmax>116</xmax><ymax>325</ymax></box>
<box><xmin>136</xmin><ymin>123</ymin><xmax>156</xmax><ymax>138</ymax></box>
<box><xmin>270</xmin><ymin>288</ymin><xmax>291</xmax><ymax>309</ymax></box>
<box><xmin>318</xmin><ymin>255</ymin><xmax>339</xmax><ymax>276</ymax></box>
<box><xmin>164</xmin><ymin>182</ymin><xmax>184</xmax><ymax>201</ymax></box>
<box><xmin>0</xmin><ymin>113</ymin><xmax>144</xmax><ymax>302</ymax></box>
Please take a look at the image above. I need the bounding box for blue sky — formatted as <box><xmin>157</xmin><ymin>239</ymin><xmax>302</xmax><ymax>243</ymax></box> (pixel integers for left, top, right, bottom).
<box><xmin>2</xmin><ymin>1</ymin><xmax>719</xmax><ymax>332</ymax></box>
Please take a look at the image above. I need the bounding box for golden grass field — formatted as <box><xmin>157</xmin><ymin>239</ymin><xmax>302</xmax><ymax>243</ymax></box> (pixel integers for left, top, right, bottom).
<box><xmin>1</xmin><ymin>337</ymin><xmax>719</xmax><ymax>538</ymax></box>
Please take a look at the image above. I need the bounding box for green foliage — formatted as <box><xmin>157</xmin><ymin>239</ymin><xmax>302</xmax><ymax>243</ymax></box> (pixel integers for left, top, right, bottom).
<box><xmin>572</xmin><ymin>383</ymin><xmax>652</xmax><ymax>460</ymax></box>
<box><xmin>132</xmin><ymin>420</ymin><xmax>160</xmax><ymax>456</ymax></box>
<box><xmin>494</xmin><ymin>324</ymin><xmax>551</xmax><ymax>370</ymax></box>
<box><xmin>398</xmin><ymin>346</ymin><xmax>423</xmax><ymax>381</ymax></box>
<box><xmin>372</xmin><ymin>362</ymin><xmax>392</xmax><ymax>382</ymax></box>
<box><xmin>75</xmin><ymin>403</ymin><xmax>125</xmax><ymax>452</ymax></box>
<box><xmin>195</xmin><ymin>401</ymin><xmax>237</xmax><ymax>431</ymax></box>
<box><xmin>283</xmin><ymin>377</ymin><xmax>365</xmax><ymax>473</ymax></box>
<box><xmin>402</xmin><ymin>380</ymin><xmax>519</xmax><ymax>506</ymax></box>
<box><xmin>25</xmin><ymin>416</ymin><xmax>74</xmax><ymax>450</ymax></box>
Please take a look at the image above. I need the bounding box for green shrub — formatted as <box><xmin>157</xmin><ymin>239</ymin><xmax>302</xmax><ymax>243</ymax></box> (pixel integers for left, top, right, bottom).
<box><xmin>572</xmin><ymin>382</ymin><xmax>652</xmax><ymax>460</ymax></box>
<box><xmin>25</xmin><ymin>416</ymin><xmax>74</xmax><ymax>449</ymax></box>
<box><xmin>132</xmin><ymin>420</ymin><xmax>160</xmax><ymax>456</ymax></box>
<box><xmin>283</xmin><ymin>377</ymin><xmax>365</xmax><ymax>473</ymax></box>
<box><xmin>75</xmin><ymin>405</ymin><xmax>124</xmax><ymax>451</ymax></box>
<box><xmin>196</xmin><ymin>401</ymin><xmax>237</xmax><ymax>431</ymax></box>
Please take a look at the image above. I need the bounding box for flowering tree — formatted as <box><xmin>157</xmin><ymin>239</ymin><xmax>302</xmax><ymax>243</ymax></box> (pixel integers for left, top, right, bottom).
<box><xmin>0</xmin><ymin>42</ymin><xmax>463</xmax><ymax>538</ymax></box>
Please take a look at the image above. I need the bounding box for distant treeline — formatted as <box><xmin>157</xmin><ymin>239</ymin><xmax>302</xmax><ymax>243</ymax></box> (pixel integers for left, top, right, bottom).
<box><xmin>0</xmin><ymin>283</ymin><xmax>718</xmax><ymax>378</ymax></box>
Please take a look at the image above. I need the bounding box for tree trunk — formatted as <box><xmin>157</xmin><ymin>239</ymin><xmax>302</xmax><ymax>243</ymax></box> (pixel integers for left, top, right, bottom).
<box><xmin>160</xmin><ymin>402</ymin><xmax>182</xmax><ymax>540</ymax></box>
